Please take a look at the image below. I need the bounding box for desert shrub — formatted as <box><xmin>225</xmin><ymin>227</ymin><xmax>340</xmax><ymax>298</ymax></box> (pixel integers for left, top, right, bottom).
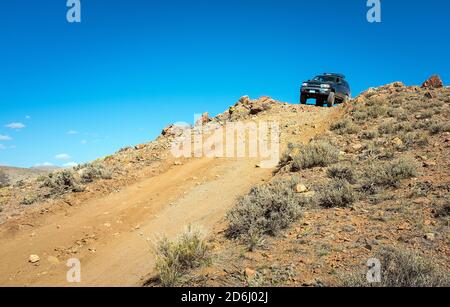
<box><xmin>331</xmin><ymin>119</ymin><xmax>358</xmax><ymax>135</ymax></box>
<box><xmin>401</xmin><ymin>131</ymin><xmax>429</xmax><ymax>148</ymax></box>
<box><xmin>361</xmin><ymin>157</ymin><xmax>418</xmax><ymax>193</ymax></box>
<box><xmin>391</xmin><ymin>97</ymin><xmax>405</xmax><ymax>107</ymax></box>
<box><xmin>428</xmin><ymin>121</ymin><xmax>450</xmax><ymax>135</ymax></box>
<box><xmin>316</xmin><ymin>179</ymin><xmax>355</xmax><ymax>208</ymax></box>
<box><xmin>365</xmin><ymin>97</ymin><xmax>385</xmax><ymax>107</ymax></box>
<box><xmin>41</xmin><ymin>170</ymin><xmax>84</xmax><ymax>194</ymax></box>
<box><xmin>155</xmin><ymin>225</ymin><xmax>211</xmax><ymax>287</ymax></box>
<box><xmin>395</xmin><ymin>122</ymin><xmax>414</xmax><ymax>133</ymax></box>
<box><xmin>339</xmin><ymin>247</ymin><xmax>450</xmax><ymax>287</ymax></box>
<box><xmin>20</xmin><ymin>196</ymin><xmax>37</xmax><ymax>206</ymax></box>
<box><xmin>378</xmin><ymin>121</ymin><xmax>396</xmax><ymax>135</ymax></box>
<box><xmin>226</xmin><ymin>177</ymin><xmax>305</xmax><ymax>241</ymax></box>
<box><xmin>79</xmin><ymin>164</ymin><xmax>112</xmax><ymax>183</ymax></box>
<box><xmin>0</xmin><ymin>171</ymin><xmax>10</xmax><ymax>188</ymax></box>
<box><xmin>419</xmin><ymin>110</ymin><xmax>434</xmax><ymax>119</ymax></box>
<box><xmin>405</xmin><ymin>100</ymin><xmax>424</xmax><ymax>112</ymax></box>
<box><xmin>360</xmin><ymin>130</ymin><xmax>378</xmax><ymax>140</ymax></box>
<box><xmin>290</xmin><ymin>141</ymin><xmax>339</xmax><ymax>171</ymax></box>
<box><xmin>327</xmin><ymin>165</ymin><xmax>357</xmax><ymax>184</ymax></box>
<box><xmin>395</xmin><ymin>109</ymin><xmax>409</xmax><ymax>121</ymax></box>
<box><xmin>434</xmin><ymin>202</ymin><xmax>450</xmax><ymax>219</ymax></box>
<box><xmin>366</xmin><ymin>105</ymin><xmax>387</xmax><ymax>119</ymax></box>
<box><xmin>352</xmin><ymin>110</ymin><xmax>369</xmax><ymax>123</ymax></box>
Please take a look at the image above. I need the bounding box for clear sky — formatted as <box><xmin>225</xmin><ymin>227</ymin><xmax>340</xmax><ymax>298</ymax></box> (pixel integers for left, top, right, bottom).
<box><xmin>1</xmin><ymin>0</ymin><xmax>449</xmax><ymax>168</ymax></box>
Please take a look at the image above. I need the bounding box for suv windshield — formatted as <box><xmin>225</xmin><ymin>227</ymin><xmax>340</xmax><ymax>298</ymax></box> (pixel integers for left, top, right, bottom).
<box><xmin>314</xmin><ymin>76</ymin><xmax>336</xmax><ymax>83</ymax></box>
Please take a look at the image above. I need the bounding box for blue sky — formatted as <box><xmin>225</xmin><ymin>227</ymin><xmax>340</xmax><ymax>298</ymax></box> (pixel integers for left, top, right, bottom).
<box><xmin>1</xmin><ymin>0</ymin><xmax>449</xmax><ymax>168</ymax></box>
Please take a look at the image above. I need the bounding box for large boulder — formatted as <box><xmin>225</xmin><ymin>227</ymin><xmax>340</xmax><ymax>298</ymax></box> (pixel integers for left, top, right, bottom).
<box><xmin>421</xmin><ymin>75</ymin><xmax>443</xmax><ymax>89</ymax></box>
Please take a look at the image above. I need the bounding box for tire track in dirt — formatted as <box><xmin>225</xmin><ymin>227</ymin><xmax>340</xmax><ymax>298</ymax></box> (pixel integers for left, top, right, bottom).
<box><xmin>0</xmin><ymin>104</ymin><xmax>343</xmax><ymax>286</ymax></box>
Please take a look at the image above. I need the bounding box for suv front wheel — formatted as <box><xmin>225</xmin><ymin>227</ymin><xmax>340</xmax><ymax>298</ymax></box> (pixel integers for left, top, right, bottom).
<box><xmin>327</xmin><ymin>92</ymin><xmax>335</xmax><ymax>107</ymax></box>
<box><xmin>300</xmin><ymin>95</ymin><xmax>307</xmax><ymax>104</ymax></box>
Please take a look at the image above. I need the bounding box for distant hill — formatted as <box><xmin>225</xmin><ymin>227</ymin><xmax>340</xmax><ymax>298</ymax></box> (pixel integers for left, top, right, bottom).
<box><xmin>0</xmin><ymin>166</ymin><xmax>56</xmax><ymax>186</ymax></box>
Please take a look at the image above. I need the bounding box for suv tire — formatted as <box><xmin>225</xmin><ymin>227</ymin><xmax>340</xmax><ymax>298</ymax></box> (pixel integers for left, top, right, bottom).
<box><xmin>327</xmin><ymin>92</ymin><xmax>335</xmax><ymax>107</ymax></box>
<box><xmin>300</xmin><ymin>95</ymin><xmax>307</xmax><ymax>104</ymax></box>
<box><xmin>316</xmin><ymin>98</ymin><xmax>324</xmax><ymax>107</ymax></box>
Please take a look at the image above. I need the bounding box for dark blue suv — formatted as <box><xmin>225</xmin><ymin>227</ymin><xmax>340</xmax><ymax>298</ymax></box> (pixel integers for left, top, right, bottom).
<box><xmin>300</xmin><ymin>73</ymin><xmax>351</xmax><ymax>107</ymax></box>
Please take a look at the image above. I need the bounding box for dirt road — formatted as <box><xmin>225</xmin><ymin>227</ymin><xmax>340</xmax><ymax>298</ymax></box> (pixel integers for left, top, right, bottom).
<box><xmin>0</xmin><ymin>104</ymin><xmax>342</xmax><ymax>286</ymax></box>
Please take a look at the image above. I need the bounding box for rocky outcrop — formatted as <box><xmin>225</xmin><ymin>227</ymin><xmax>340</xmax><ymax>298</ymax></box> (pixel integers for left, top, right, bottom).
<box><xmin>421</xmin><ymin>75</ymin><xmax>443</xmax><ymax>89</ymax></box>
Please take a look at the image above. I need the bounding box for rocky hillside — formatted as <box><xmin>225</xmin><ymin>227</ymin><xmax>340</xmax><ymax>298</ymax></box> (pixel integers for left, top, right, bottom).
<box><xmin>150</xmin><ymin>77</ymin><xmax>450</xmax><ymax>287</ymax></box>
<box><xmin>0</xmin><ymin>95</ymin><xmax>300</xmax><ymax>224</ymax></box>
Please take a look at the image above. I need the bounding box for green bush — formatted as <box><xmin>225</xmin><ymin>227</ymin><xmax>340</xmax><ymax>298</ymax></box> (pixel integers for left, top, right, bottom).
<box><xmin>79</xmin><ymin>164</ymin><xmax>113</xmax><ymax>183</ymax></box>
<box><xmin>428</xmin><ymin>121</ymin><xmax>450</xmax><ymax>135</ymax></box>
<box><xmin>401</xmin><ymin>131</ymin><xmax>429</xmax><ymax>148</ymax></box>
<box><xmin>226</xmin><ymin>177</ymin><xmax>305</xmax><ymax>240</ymax></box>
<box><xmin>360</xmin><ymin>130</ymin><xmax>378</xmax><ymax>140</ymax></box>
<box><xmin>361</xmin><ymin>157</ymin><xmax>418</xmax><ymax>193</ymax></box>
<box><xmin>339</xmin><ymin>247</ymin><xmax>450</xmax><ymax>287</ymax></box>
<box><xmin>331</xmin><ymin>119</ymin><xmax>358</xmax><ymax>135</ymax></box>
<box><xmin>327</xmin><ymin>165</ymin><xmax>357</xmax><ymax>184</ymax></box>
<box><xmin>316</xmin><ymin>179</ymin><xmax>355</xmax><ymax>208</ymax></box>
<box><xmin>155</xmin><ymin>225</ymin><xmax>211</xmax><ymax>287</ymax></box>
<box><xmin>290</xmin><ymin>141</ymin><xmax>339</xmax><ymax>171</ymax></box>
<box><xmin>41</xmin><ymin>170</ymin><xmax>84</xmax><ymax>194</ymax></box>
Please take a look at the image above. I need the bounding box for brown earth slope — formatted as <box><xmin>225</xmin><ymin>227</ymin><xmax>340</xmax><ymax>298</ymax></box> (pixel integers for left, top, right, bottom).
<box><xmin>0</xmin><ymin>97</ymin><xmax>342</xmax><ymax>286</ymax></box>
<box><xmin>178</xmin><ymin>82</ymin><xmax>450</xmax><ymax>287</ymax></box>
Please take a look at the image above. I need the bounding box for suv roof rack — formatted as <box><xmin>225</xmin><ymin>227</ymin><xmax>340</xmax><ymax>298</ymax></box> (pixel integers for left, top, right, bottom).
<box><xmin>323</xmin><ymin>73</ymin><xmax>345</xmax><ymax>79</ymax></box>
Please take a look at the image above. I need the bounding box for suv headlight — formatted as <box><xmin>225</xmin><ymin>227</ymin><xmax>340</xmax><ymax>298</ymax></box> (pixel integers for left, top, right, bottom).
<box><xmin>302</xmin><ymin>83</ymin><xmax>308</xmax><ymax>87</ymax></box>
<box><xmin>321</xmin><ymin>84</ymin><xmax>331</xmax><ymax>89</ymax></box>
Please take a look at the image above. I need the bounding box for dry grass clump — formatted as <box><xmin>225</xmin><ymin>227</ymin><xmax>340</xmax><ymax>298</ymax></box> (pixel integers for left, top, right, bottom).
<box><xmin>155</xmin><ymin>225</ymin><xmax>211</xmax><ymax>287</ymax></box>
<box><xmin>78</xmin><ymin>163</ymin><xmax>113</xmax><ymax>183</ymax></box>
<box><xmin>330</xmin><ymin>119</ymin><xmax>358</xmax><ymax>135</ymax></box>
<box><xmin>316</xmin><ymin>179</ymin><xmax>356</xmax><ymax>208</ymax></box>
<box><xmin>360</xmin><ymin>130</ymin><xmax>378</xmax><ymax>140</ymax></box>
<box><xmin>428</xmin><ymin>121</ymin><xmax>450</xmax><ymax>135</ymax></box>
<box><xmin>290</xmin><ymin>141</ymin><xmax>339</xmax><ymax>171</ymax></box>
<box><xmin>361</xmin><ymin>157</ymin><xmax>418</xmax><ymax>194</ymax></box>
<box><xmin>327</xmin><ymin>164</ymin><xmax>357</xmax><ymax>184</ymax></box>
<box><xmin>41</xmin><ymin>170</ymin><xmax>84</xmax><ymax>195</ymax></box>
<box><xmin>339</xmin><ymin>247</ymin><xmax>450</xmax><ymax>287</ymax></box>
<box><xmin>226</xmin><ymin>177</ymin><xmax>306</xmax><ymax>243</ymax></box>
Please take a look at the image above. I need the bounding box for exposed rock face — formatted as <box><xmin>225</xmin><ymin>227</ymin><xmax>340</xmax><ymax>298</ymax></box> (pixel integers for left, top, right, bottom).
<box><xmin>161</xmin><ymin>125</ymin><xmax>186</xmax><ymax>137</ymax></box>
<box><xmin>421</xmin><ymin>75</ymin><xmax>443</xmax><ymax>89</ymax></box>
<box><xmin>195</xmin><ymin>112</ymin><xmax>211</xmax><ymax>126</ymax></box>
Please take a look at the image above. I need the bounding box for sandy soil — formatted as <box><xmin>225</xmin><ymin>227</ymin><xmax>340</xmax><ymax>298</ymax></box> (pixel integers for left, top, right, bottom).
<box><xmin>0</xmin><ymin>102</ymin><xmax>341</xmax><ymax>286</ymax></box>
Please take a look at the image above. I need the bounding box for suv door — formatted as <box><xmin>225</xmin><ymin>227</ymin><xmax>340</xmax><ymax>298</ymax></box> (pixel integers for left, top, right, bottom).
<box><xmin>335</xmin><ymin>77</ymin><xmax>344</xmax><ymax>99</ymax></box>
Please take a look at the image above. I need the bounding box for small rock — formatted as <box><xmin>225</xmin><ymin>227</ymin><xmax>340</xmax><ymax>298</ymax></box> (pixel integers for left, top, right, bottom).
<box><xmin>397</xmin><ymin>223</ymin><xmax>410</xmax><ymax>231</ymax></box>
<box><xmin>295</xmin><ymin>184</ymin><xmax>308</xmax><ymax>193</ymax></box>
<box><xmin>47</xmin><ymin>256</ymin><xmax>60</xmax><ymax>264</ymax></box>
<box><xmin>29</xmin><ymin>255</ymin><xmax>40</xmax><ymax>263</ymax></box>
<box><xmin>352</xmin><ymin>143</ymin><xmax>363</xmax><ymax>151</ymax></box>
<box><xmin>239</xmin><ymin>95</ymin><xmax>251</xmax><ymax>105</ymax></box>
<box><xmin>173</xmin><ymin>161</ymin><xmax>182</xmax><ymax>166</ymax></box>
<box><xmin>392</xmin><ymin>137</ymin><xmax>404</xmax><ymax>147</ymax></box>
<box><xmin>134</xmin><ymin>144</ymin><xmax>146</xmax><ymax>150</ymax></box>
<box><xmin>423</xmin><ymin>161</ymin><xmax>437</xmax><ymax>168</ymax></box>
<box><xmin>244</xmin><ymin>268</ymin><xmax>256</xmax><ymax>278</ymax></box>
<box><xmin>195</xmin><ymin>112</ymin><xmax>211</xmax><ymax>125</ymax></box>
<box><xmin>424</xmin><ymin>233</ymin><xmax>435</xmax><ymax>241</ymax></box>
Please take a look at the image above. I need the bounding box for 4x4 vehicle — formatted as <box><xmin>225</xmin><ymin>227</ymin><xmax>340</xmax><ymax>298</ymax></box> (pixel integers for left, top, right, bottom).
<box><xmin>300</xmin><ymin>73</ymin><xmax>351</xmax><ymax>107</ymax></box>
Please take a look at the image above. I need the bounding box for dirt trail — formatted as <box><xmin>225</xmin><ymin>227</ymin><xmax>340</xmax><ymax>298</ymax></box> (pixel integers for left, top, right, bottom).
<box><xmin>0</xmin><ymin>105</ymin><xmax>342</xmax><ymax>286</ymax></box>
